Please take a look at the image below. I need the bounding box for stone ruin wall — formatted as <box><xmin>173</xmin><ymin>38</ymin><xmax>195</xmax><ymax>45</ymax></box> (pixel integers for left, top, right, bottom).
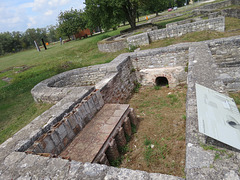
<box><xmin>97</xmin><ymin>39</ymin><xmax>127</xmax><ymax>53</ymax></box>
<box><xmin>198</xmin><ymin>0</ymin><xmax>232</xmax><ymax>10</ymax></box>
<box><xmin>185</xmin><ymin>36</ymin><xmax>240</xmax><ymax>180</ymax></box>
<box><xmin>127</xmin><ymin>16</ymin><xmax>225</xmax><ymax>48</ymax></box>
<box><xmin>130</xmin><ymin>45</ymin><xmax>189</xmax><ymax>87</ymax></box>
<box><xmin>166</xmin><ymin>18</ymin><xmax>202</xmax><ymax>29</ymax></box>
<box><xmin>98</xmin><ymin>16</ymin><xmax>225</xmax><ymax>53</ymax></box>
<box><xmin>0</xmin><ymin>35</ymin><xmax>240</xmax><ymax>179</ymax></box>
<box><xmin>209</xmin><ymin>38</ymin><xmax>240</xmax><ymax>91</ymax></box>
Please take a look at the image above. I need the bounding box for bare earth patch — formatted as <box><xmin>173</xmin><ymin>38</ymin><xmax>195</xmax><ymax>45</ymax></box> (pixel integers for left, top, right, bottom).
<box><xmin>120</xmin><ymin>85</ymin><xmax>187</xmax><ymax>177</ymax></box>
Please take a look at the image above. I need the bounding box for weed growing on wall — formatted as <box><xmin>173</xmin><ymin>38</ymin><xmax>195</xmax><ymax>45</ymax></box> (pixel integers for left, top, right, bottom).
<box><xmin>128</xmin><ymin>45</ymin><xmax>139</xmax><ymax>52</ymax></box>
<box><xmin>133</xmin><ymin>81</ymin><xmax>141</xmax><ymax>93</ymax></box>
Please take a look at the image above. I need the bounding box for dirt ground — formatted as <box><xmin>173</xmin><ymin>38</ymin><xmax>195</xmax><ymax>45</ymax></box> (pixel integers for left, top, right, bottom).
<box><xmin>119</xmin><ymin>85</ymin><xmax>187</xmax><ymax>177</ymax></box>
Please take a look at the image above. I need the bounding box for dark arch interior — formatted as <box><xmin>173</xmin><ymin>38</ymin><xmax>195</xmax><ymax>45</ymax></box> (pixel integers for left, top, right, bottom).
<box><xmin>155</xmin><ymin>77</ymin><xmax>169</xmax><ymax>86</ymax></box>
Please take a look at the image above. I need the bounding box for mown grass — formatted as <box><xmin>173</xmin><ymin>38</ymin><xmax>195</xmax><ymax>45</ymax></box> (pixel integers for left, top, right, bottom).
<box><xmin>120</xmin><ymin>86</ymin><xmax>187</xmax><ymax>177</ymax></box>
<box><xmin>0</xmin><ymin>27</ymin><xmax>129</xmax><ymax>144</ymax></box>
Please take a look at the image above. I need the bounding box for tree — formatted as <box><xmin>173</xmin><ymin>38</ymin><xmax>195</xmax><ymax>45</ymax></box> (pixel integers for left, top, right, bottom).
<box><xmin>85</xmin><ymin>0</ymin><xmax>139</xmax><ymax>30</ymax></box>
<box><xmin>140</xmin><ymin>0</ymin><xmax>168</xmax><ymax>16</ymax></box>
<box><xmin>175</xmin><ymin>0</ymin><xmax>186</xmax><ymax>7</ymax></box>
<box><xmin>57</xmin><ymin>9</ymin><xmax>87</xmax><ymax>39</ymax></box>
<box><xmin>47</xmin><ymin>25</ymin><xmax>59</xmax><ymax>43</ymax></box>
<box><xmin>112</xmin><ymin>0</ymin><xmax>139</xmax><ymax>29</ymax></box>
<box><xmin>85</xmin><ymin>0</ymin><xmax>125</xmax><ymax>32</ymax></box>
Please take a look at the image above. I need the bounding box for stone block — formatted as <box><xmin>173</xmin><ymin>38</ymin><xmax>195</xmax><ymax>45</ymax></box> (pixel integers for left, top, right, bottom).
<box><xmin>63</xmin><ymin>120</ymin><xmax>75</xmax><ymax>140</ymax></box>
<box><xmin>123</xmin><ymin>117</ymin><xmax>132</xmax><ymax>137</ymax></box>
<box><xmin>115</xmin><ymin>127</ymin><xmax>127</xmax><ymax>148</ymax></box>
<box><xmin>32</xmin><ymin>143</ymin><xmax>43</xmax><ymax>154</ymax></box>
<box><xmin>129</xmin><ymin>108</ymin><xmax>138</xmax><ymax>127</ymax></box>
<box><xmin>99</xmin><ymin>153</ymin><xmax>110</xmax><ymax>166</ymax></box>
<box><xmin>76</xmin><ymin>104</ymin><xmax>88</xmax><ymax>126</ymax></box>
<box><xmin>74</xmin><ymin>109</ymin><xmax>85</xmax><ymax>129</ymax></box>
<box><xmin>50</xmin><ymin>130</ymin><xmax>61</xmax><ymax>146</ymax></box>
<box><xmin>127</xmin><ymin>33</ymin><xmax>150</xmax><ymax>48</ymax></box>
<box><xmin>55</xmin><ymin>122</ymin><xmax>68</xmax><ymax>141</ymax></box>
<box><xmin>106</xmin><ymin>139</ymin><xmax>120</xmax><ymax>162</ymax></box>
<box><xmin>86</xmin><ymin>96</ymin><xmax>97</xmax><ymax>119</ymax></box>
<box><xmin>91</xmin><ymin>93</ymin><xmax>101</xmax><ymax>111</ymax></box>
<box><xmin>41</xmin><ymin>135</ymin><xmax>56</xmax><ymax>154</ymax></box>
<box><xmin>65</xmin><ymin>113</ymin><xmax>78</xmax><ymax>130</ymax></box>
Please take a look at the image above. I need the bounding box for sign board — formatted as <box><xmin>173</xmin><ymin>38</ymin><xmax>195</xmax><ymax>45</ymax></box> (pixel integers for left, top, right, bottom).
<box><xmin>196</xmin><ymin>83</ymin><xmax>240</xmax><ymax>150</ymax></box>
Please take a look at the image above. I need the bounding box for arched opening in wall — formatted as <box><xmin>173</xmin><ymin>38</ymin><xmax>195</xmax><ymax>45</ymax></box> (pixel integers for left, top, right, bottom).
<box><xmin>155</xmin><ymin>77</ymin><xmax>169</xmax><ymax>86</ymax></box>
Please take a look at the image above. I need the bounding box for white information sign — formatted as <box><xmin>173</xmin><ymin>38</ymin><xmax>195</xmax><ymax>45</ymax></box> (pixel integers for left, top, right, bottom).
<box><xmin>196</xmin><ymin>83</ymin><xmax>240</xmax><ymax>150</ymax></box>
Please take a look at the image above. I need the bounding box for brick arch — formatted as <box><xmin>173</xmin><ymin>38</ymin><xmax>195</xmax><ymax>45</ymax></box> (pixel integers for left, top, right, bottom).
<box><xmin>155</xmin><ymin>76</ymin><xmax>169</xmax><ymax>86</ymax></box>
<box><xmin>153</xmin><ymin>73</ymin><xmax>173</xmax><ymax>86</ymax></box>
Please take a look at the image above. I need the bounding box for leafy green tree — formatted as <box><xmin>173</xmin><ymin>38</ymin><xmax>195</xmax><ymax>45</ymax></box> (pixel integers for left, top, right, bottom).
<box><xmin>85</xmin><ymin>0</ymin><xmax>139</xmax><ymax>30</ymax></box>
<box><xmin>85</xmin><ymin>0</ymin><xmax>125</xmax><ymax>31</ymax></box>
<box><xmin>140</xmin><ymin>0</ymin><xmax>168</xmax><ymax>16</ymax></box>
<box><xmin>47</xmin><ymin>25</ymin><xmax>59</xmax><ymax>43</ymax></box>
<box><xmin>175</xmin><ymin>0</ymin><xmax>186</xmax><ymax>7</ymax></box>
<box><xmin>57</xmin><ymin>9</ymin><xmax>87</xmax><ymax>39</ymax></box>
<box><xmin>113</xmin><ymin>0</ymin><xmax>139</xmax><ymax>29</ymax></box>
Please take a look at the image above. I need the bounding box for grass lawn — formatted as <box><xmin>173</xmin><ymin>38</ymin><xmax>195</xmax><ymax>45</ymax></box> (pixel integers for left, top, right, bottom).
<box><xmin>120</xmin><ymin>86</ymin><xmax>187</xmax><ymax>177</ymax></box>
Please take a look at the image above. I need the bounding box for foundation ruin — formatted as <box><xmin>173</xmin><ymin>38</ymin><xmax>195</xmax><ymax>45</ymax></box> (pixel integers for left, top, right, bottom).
<box><xmin>0</xmin><ymin>34</ymin><xmax>239</xmax><ymax>179</ymax></box>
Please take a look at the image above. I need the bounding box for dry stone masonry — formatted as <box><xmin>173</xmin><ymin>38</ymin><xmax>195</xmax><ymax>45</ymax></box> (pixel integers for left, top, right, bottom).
<box><xmin>1</xmin><ymin>1</ymin><xmax>239</xmax><ymax>179</ymax></box>
<box><xmin>1</xmin><ymin>34</ymin><xmax>240</xmax><ymax>179</ymax></box>
<box><xmin>98</xmin><ymin>16</ymin><xmax>225</xmax><ymax>53</ymax></box>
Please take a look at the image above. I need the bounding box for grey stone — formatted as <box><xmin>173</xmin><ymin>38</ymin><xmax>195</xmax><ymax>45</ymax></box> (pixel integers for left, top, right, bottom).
<box><xmin>186</xmin><ymin>143</ymin><xmax>214</xmax><ymax>169</ymax></box>
<box><xmin>149</xmin><ymin>173</ymin><xmax>184</xmax><ymax>180</ymax></box>
<box><xmin>105</xmin><ymin>167</ymin><xmax>150</xmax><ymax>180</ymax></box>
<box><xmin>82</xmin><ymin>163</ymin><xmax>108</xmax><ymax>179</ymax></box>
<box><xmin>223</xmin><ymin>170</ymin><xmax>240</xmax><ymax>180</ymax></box>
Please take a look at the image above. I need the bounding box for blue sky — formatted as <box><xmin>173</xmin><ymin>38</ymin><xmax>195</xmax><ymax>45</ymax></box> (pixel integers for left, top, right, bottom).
<box><xmin>0</xmin><ymin>0</ymin><xmax>85</xmax><ymax>33</ymax></box>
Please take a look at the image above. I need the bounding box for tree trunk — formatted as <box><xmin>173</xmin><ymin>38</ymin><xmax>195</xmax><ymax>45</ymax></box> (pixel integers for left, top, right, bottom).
<box><xmin>156</xmin><ymin>12</ymin><xmax>159</xmax><ymax>16</ymax></box>
<box><xmin>122</xmin><ymin>0</ymin><xmax>137</xmax><ymax>29</ymax></box>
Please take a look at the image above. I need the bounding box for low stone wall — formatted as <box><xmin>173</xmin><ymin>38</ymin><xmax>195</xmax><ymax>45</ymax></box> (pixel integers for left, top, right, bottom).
<box><xmin>130</xmin><ymin>44</ymin><xmax>189</xmax><ymax>86</ymax></box>
<box><xmin>221</xmin><ymin>8</ymin><xmax>240</xmax><ymax>19</ymax></box>
<box><xmin>130</xmin><ymin>45</ymin><xmax>189</xmax><ymax>69</ymax></box>
<box><xmin>209</xmin><ymin>36</ymin><xmax>240</xmax><ymax>91</ymax></box>
<box><xmin>198</xmin><ymin>0</ymin><xmax>232</xmax><ymax>9</ymax></box>
<box><xmin>98</xmin><ymin>24</ymin><xmax>158</xmax><ymax>53</ymax></box>
<box><xmin>127</xmin><ymin>17</ymin><xmax>225</xmax><ymax>48</ymax></box>
<box><xmin>31</xmin><ymin>63</ymin><xmax>113</xmax><ymax>103</ymax></box>
<box><xmin>97</xmin><ymin>55</ymin><xmax>138</xmax><ymax>104</ymax></box>
<box><xmin>166</xmin><ymin>18</ymin><xmax>202</xmax><ymax>28</ymax></box>
<box><xmin>126</xmin><ymin>33</ymin><xmax>150</xmax><ymax>48</ymax></box>
<box><xmin>97</xmin><ymin>39</ymin><xmax>127</xmax><ymax>53</ymax></box>
<box><xmin>99</xmin><ymin>16</ymin><xmax>225</xmax><ymax>53</ymax></box>
<box><xmin>148</xmin><ymin>16</ymin><xmax>225</xmax><ymax>43</ymax></box>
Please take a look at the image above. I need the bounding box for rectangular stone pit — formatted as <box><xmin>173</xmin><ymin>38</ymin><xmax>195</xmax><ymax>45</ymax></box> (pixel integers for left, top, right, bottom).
<box><xmin>25</xmin><ymin>90</ymin><xmax>138</xmax><ymax>166</ymax></box>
